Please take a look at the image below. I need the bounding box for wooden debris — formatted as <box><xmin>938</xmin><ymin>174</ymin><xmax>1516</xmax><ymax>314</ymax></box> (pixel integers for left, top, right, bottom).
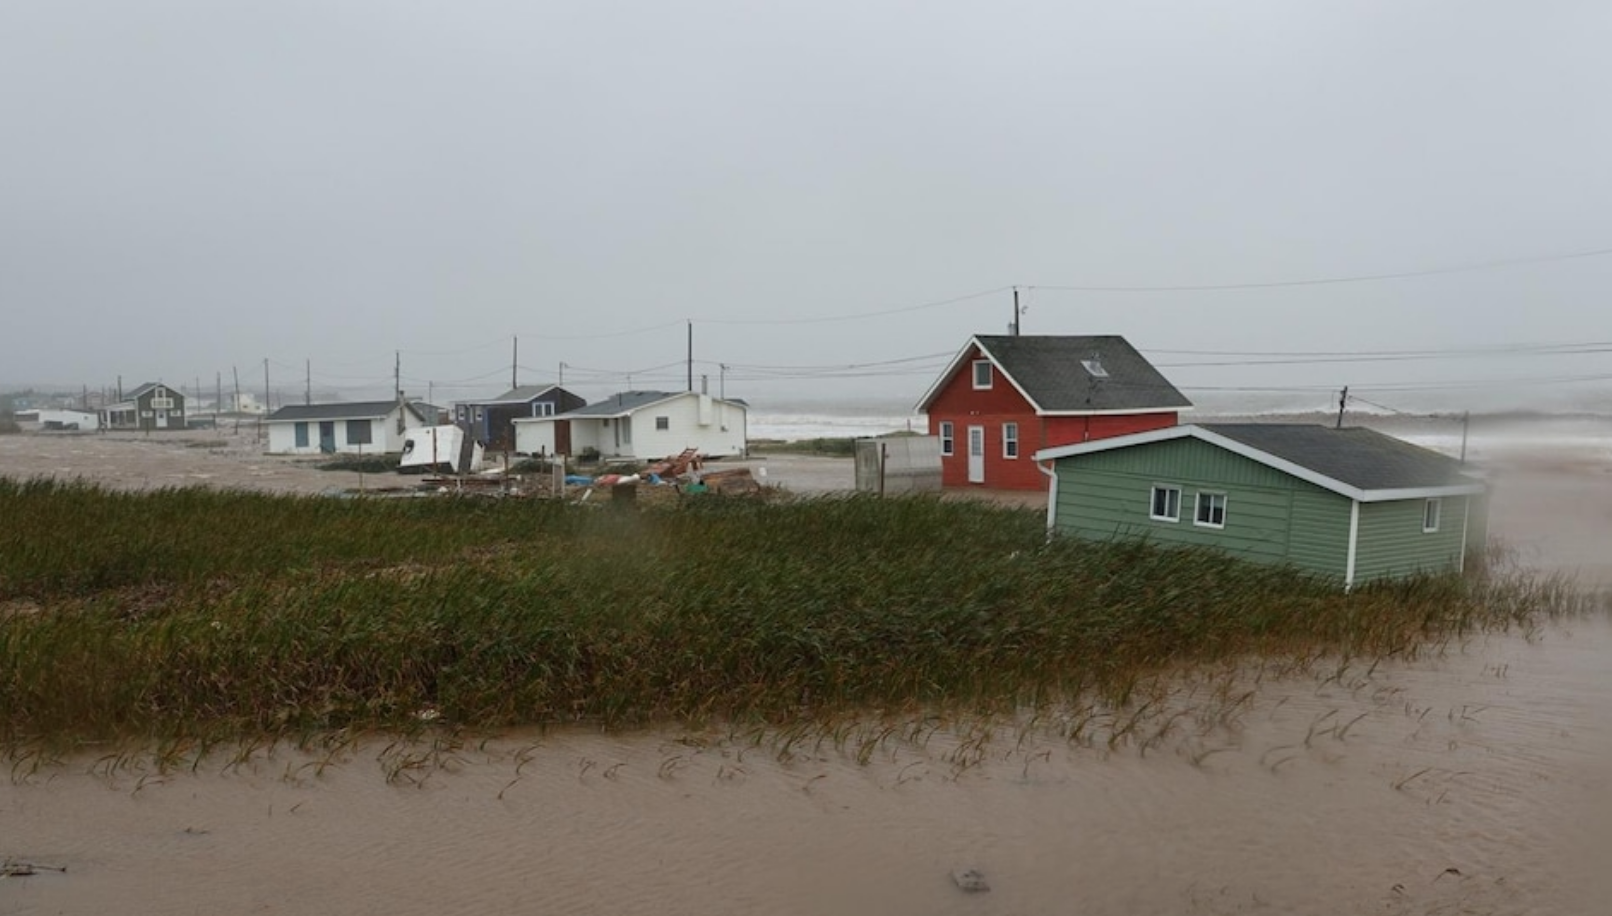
<box><xmin>951</xmin><ymin>868</ymin><xmax>990</xmax><ymax>893</ymax></box>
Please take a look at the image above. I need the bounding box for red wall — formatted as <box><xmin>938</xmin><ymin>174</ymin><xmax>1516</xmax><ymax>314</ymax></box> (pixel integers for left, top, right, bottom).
<box><xmin>925</xmin><ymin>345</ymin><xmax>1179</xmax><ymax>490</ymax></box>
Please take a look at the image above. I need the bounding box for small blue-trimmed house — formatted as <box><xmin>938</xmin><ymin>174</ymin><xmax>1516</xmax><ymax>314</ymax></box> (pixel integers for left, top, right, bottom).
<box><xmin>1035</xmin><ymin>424</ymin><xmax>1488</xmax><ymax>588</ymax></box>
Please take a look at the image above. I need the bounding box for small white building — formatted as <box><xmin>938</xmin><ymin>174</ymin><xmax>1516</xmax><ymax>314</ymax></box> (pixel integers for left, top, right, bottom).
<box><xmin>265</xmin><ymin>400</ymin><xmax>429</xmax><ymax>455</ymax></box>
<box><xmin>513</xmin><ymin>390</ymin><xmax>747</xmax><ymax>460</ymax></box>
<box><xmin>36</xmin><ymin>409</ymin><xmax>101</xmax><ymax>431</ymax></box>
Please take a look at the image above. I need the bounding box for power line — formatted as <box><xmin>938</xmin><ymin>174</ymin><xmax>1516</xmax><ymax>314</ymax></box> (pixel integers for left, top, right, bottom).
<box><xmin>1143</xmin><ymin>340</ymin><xmax>1612</xmax><ymax>358</ymax></box>
<box><xmin>1154</xmin><ymin>347</ymin><xmax>1612</xmax><ymax>369</ymax></box>
<box><xmin>1029</xmin><ymin>243</ymin><xmax>1612</xmax><ymax>293</ymax></box>
<box><xmin>695</xmin><ymin>287</ymin><xmax>1010</xmax><ymax>326</ymax></box>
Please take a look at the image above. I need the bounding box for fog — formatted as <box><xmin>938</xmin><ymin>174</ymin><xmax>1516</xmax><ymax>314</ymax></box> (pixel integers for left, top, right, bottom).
<box><xmin>3</xmin><ymin>2</ymin><xmax>1611</xmax><ymax>408</ymax></box>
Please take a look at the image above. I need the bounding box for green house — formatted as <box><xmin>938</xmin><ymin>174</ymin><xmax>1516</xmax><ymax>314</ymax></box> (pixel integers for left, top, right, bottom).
<box><xmin>1035</xmin><ymin>424</ymin><xmax>1488</xmax><ymax>588</ymax></box>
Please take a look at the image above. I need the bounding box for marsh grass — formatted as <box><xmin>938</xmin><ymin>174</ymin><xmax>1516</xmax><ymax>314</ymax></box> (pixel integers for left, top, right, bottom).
<box><xmin>0</xmin><ymin>478</ymin><xmax>1596</xmax><ymax>753</ymax></box>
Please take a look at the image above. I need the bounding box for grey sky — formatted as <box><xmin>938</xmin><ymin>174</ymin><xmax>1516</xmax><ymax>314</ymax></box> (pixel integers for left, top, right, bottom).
<box><xmin>4</xmin><ymin>2</ymin><xmax>1610</xmax><ymax>408</ymax></box>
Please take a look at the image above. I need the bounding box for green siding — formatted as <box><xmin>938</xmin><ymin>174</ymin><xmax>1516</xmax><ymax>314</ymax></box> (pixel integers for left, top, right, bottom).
<box><xmin>1352</xmin><ymin>496</ymin><xmax>1468</xmax><ymax>582</ymax></box>
<box><xmin>1052</xmin><ymin>438</ymin><xmax>1353</xmax><ymax>580</ymax></box>
<box><xmin>1286</xmin><ymin>489</ymin><xmax>1352</xmax><ymax>578</ymax></box>
<box><xmin>1067</xmin><ymin>438</ymin><xmax>1299</xmax><ymax>490</ymax></box>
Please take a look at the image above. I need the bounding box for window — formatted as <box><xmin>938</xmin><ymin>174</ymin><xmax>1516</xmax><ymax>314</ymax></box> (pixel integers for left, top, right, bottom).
<box><xmin>1002</xmin><ymin>422</ymin><xmax>1019</xmax><ymax>459</ymax></box>
<box><xmin>1150</xmin><ymin>485</ymin><xmax>1181</xmax><ymax>522</ymax></box>
<box><xmin>1423</xmin><ymin>498</ymin><xmax>1442</xmax><ymax>533</ymax></box>
<box><xmin>533</xmin><ymin>402</ymin><xmax>555</xmax><ymax>417</ymax></box>
<box><xmin>1195</xmin><ymin>492</ymin><xmax>1227</xmax><ymax>528</ymax></box>
<box><xmin>655</xmin><ymin>416</ymin><xmax>670</xmax><ymax>431</ymax></box>
<box><xmin>346</xmin><ymin>419</ymin><xmax>373</xmax><ymax>445</ymax></box>
<box><xmin>972</xmin><ymin>360</ymin><xmax>993</xmax><ymax>389</ymax></box>
<box><xmin>294</xmin><ymin>422</ymin><xmax>309</xmax><ymax>448</ymax></box>
<box><xmin>939</xmin><ymin>421</ymin><xmax>954</xmax><ymax>456</ymax></box>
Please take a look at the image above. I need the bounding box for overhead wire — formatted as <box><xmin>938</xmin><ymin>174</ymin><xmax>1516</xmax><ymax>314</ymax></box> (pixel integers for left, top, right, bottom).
<box><xmin>1028</xmin><ymin>244</ymin><xmax>1612</xmax><ymax>293</ymax></box>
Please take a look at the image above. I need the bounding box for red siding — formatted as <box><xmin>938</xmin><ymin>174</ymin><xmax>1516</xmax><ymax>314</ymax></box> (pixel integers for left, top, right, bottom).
<box><xmin>925</xmin><ymin>345</ymin><xmax>1180</xmax><ymax>490</ymax></box>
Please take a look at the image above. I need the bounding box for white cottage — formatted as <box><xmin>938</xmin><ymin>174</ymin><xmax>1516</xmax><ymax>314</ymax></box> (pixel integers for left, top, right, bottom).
<box><xmin>513</xmin><ymin>390</ymin><xmax>747</xmax><ymax>460</ymax></box>
<box><xmin>265</xmin><ymin>400</ymin><xmax>429</xmax><ymax>455</ymax></box>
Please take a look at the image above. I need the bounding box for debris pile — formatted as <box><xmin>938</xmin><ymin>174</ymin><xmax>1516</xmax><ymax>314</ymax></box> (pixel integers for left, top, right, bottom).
<box><xmin>364</xmin><ymin>449</ymin><xmax>766</xmax><ymax>503</ymax></box>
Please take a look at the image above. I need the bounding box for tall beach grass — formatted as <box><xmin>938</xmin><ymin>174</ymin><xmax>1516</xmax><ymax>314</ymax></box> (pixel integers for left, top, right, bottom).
<box><xmin>0</xmin><ymin>478</ymin><xmax>1594</xmax><ymax>748</ymax></box>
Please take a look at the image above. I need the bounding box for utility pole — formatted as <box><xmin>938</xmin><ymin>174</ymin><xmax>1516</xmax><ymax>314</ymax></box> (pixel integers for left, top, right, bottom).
<box><xmin>558</xmin><ymin>362</ymin><xmax>565</xmax><ymax>386</ymax></box>
<box><xmin>1335</xmin><ymin>386</ymin><xmax>1349</xmax><ymax>429</ymax></box>
<box><xmin>1011</xmin><ymin>286</ymin><xmax>1021</xmax><ymax>336</ymax></box>
<box><xmin>304</xmin><ymin>359</ymin><xmax>311</xmax><ymax>405</ymax></box>
<box><xmin>82</xmin><ymin>384</ymin><xmax>89</xmax><ymax>410</ymax></box>
<box><xmin>263</xmin><ymin>359</ymin><xmax>271</xmax><ymax>412</ymax></box>
<box><xmin>511</xmin><ymin>336</ymin><xmax>518</xmax><ymax>390</ymax></box>
<box><xmin>232</xmin><ymin>366</ymin><xmax>241</xmax><ymax>413</ymax></box>
<box><xmin>1459</xmin><ymin>410</ymin><xmax>1471</xmax><ymax>464</ymax></box>
<box><xmin>394</xmin><ymin>351</ymin><xmax>402</xmax><ymax>403</ymax></box>
<box><xmin>117</xmin><ymin>375</ymin><xmax>123</xmax><ymax>401</ymax></box>
<box><xmin>215</xmin><ymin>372</ymin><xmax>222</xmax><ymax>423</ymax></box>
<box><xmin>719</xmin><ymin>363</ymin><xmax>728</xmax><ymax>400</ymax></box>
<box><xmin>686</xmin><ymin>321</ymin><xmax>694</xmax><ymax>392</ymax></box>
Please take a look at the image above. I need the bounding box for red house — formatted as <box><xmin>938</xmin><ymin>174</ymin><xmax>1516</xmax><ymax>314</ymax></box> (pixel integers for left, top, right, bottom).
<box><xmin>916</xmin><ymin>335</ymin><xmax>1191</xmax><ymax>490</ymax></box>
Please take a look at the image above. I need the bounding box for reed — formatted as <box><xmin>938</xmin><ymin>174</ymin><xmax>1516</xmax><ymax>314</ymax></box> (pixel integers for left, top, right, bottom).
<box><xmin>0</xmin><ymin>478</ymin><xmax>1594</xmax><ymax>747</ymax></box>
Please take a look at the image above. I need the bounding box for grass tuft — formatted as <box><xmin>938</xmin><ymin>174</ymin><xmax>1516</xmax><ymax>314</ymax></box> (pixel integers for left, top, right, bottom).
<box><xmin>0</xmin><ymin>478</ymin><xmax>1596</xmax><ymax>750</ymax></box>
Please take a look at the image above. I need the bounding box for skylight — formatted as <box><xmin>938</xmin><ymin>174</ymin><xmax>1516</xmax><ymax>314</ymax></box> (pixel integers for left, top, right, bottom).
<box><xmin>1081</xmin><ymin>358</ymin><xmax>1109</xmax><ymax>379</ymax></box>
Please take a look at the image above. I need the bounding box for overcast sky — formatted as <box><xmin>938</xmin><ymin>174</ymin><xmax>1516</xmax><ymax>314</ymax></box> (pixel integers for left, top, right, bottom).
<box><xmin>4</xmin><ymin>2</ymin><xmax>1611</xmax><ymax>409</ymax></box>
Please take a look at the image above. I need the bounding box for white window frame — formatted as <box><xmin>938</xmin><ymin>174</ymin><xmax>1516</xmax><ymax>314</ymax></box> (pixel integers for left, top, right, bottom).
<box><xmin>1002</xmin><ymin>422</ymin><xmax>1019</xmax><ymax>459</ymax></box>
<box><xmin>1149</xmin><ymin>485</ymin><xmax>1182</xmax><ymax>522</ymax></box>
<box><xmin>939</xmin><ymin>421</ymin><xmax>954</xmax><ymax>456</ymax></box>
<box><xmin>1423</xmin><ymin>497</ymin><xmax>1442</xmax><ymax>533</ymax></box>
<box><xmin>972</xmin><ymin>360</ymin><xmax>993</xmax><ymax>390</ymax></box>
<box><xmin>345</xmin><ymin>419</ymin><xmax>374</xmax><ymax>446</ymax></box>
<box><xmin>1194</xmin><ymin>492</ymin><xmax>1227</xmax><ymax>529</ymax></box>
<box><xmin>533</xmin><ymin>402</ymin><xmax>556</xmax><ymax>418</ymax></box>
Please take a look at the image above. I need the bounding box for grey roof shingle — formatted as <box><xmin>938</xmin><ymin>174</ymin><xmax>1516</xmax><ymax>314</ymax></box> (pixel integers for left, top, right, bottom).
<box><xmin>973</xmin><ymin>335</ymin><xmax>1192</xmax><ymax>412</ymax></box>
<box><xmin>473</xmin><ymin>384</ymin><xmax>560</xmax><ymax>405</ymax></box>
<box><xmin>267</xmin><ymin>401</ymin><xmax>413</xmax><ymax>422</ymax></box>
<box><xmin>1201</xmin><ymin>423</ymin><xmax>1478</xmax><ymax>491</ymax></box>
<box><xmin>123</xmin><ymin>382</ymin><xmax>177</xmax><ymax>401</ymax></box>
<box><xmin>562</xmin><ymin>391</ymin><xmax>682</xmax><ymax>417</ymax></box>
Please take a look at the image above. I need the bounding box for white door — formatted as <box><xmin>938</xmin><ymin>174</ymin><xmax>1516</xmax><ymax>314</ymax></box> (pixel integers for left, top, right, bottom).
<box><xmin>967</xmin><ymin>425</ymin><xmax>985</xmax><ymax>484</ymax></box>
<box><xmin>155</xmin><ymin>410</ymin><xmax>168</xmax><ymax>429</ymax></box>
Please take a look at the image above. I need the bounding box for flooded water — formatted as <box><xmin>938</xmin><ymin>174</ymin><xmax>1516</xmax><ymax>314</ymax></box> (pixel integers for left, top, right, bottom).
<box><xmin>4</xmin><ymin>618</ymin><xmax>1608</xmax><ymax>915</ymax></box>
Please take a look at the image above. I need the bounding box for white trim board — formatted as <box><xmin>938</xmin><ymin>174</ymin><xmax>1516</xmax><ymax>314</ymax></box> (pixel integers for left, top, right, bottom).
<box><xmin>1033</xmin><ymin>424</ymin><xmax>1487</xmax><ymax>504</ymax></box>
<box><xmin>1345</xmin><ymin>499</ymin><xmax>1360</xmax><ymax>589</ymax></box>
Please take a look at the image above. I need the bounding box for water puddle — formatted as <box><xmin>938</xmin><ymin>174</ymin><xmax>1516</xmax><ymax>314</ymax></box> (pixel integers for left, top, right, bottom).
<box><xmin>3</xmin><ymin>618</ymin><xmax>1608</xmax><ymax>915</ymax></box>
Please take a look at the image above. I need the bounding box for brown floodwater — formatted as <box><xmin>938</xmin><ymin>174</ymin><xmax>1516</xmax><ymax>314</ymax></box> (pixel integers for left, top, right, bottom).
<box><xmin>3</xmin><ymin>617</ymin><xmax>1608</xmax><ymax>916</ymax></box>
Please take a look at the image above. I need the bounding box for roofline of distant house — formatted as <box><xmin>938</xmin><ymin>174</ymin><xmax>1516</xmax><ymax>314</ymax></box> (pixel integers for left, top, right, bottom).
<box><xmin>914</xmin><ymin>336</ymin><xmax>1032</xmax><ymax>412</ymax></box>
<box><xmin>1032</xmin><ymin>424</ymin><xmax>1486</xmax><ymax>503</ymax></box>
<box><xmin>913</xmin><ymin>334</ymin><xmax>1190</xmax><ymax>415</ymax></box>
<box><xmin>511</xmin><ymin>391</ymin><xmax>745</xmax><ymax>423</ymax></box>
<box><xmin>266</xmin><ymin>402</ymin><xmax>424</xmax><ymax>423</ymax></box>
<box><xmin>458</xmin><ymin>384</ymin><xmax>561</xmax><ymax>407</ymax></box>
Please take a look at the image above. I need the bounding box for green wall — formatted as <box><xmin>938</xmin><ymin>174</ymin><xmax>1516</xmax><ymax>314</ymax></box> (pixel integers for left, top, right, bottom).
<box><xmin>1052</xmin><ymin>438</ymin><xmax>1352</xmax><ymax>579</ymax></box>
<box><xmin>1353</xmin><ymin>496</ymin><xmax>1469</xmax><ymax>582</ymax></box>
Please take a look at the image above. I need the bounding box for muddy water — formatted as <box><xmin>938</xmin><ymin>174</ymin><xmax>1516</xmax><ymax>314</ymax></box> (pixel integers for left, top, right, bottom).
<box><xmin>4</xmin><ymin>620</ymin><xmax>1609</xmax><ymax>916</ymax></box>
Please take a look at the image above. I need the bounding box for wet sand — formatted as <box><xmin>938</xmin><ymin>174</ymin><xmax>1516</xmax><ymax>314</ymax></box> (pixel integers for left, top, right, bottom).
<box><xmin>3</xmin><ymin>620</ymin><xmax>1608</xmax><ymax>915</ymax></box>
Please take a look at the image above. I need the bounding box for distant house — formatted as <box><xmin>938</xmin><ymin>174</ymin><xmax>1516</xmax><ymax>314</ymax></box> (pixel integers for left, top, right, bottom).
<box><xmin>513</xmin><ymin>390</ymin><xmax>746</xmax><ymax>460</ymax></box>
<box><xmin>916</xmin><ymin>335</ymin><xmax>1191</xmax><ymax>490</ymax></box>
<box><xmin>264</xmin><ymin>401</ymin><xmax>429</xmax><ymax>455</ymax></box>
<box><xmin>454</xmin><ymin>385</ymin><xmax>585</xmax><ymax>451</ymax></box>
<box><xmin>1036</xmin><ymin>424</ymin><xmax>1488</xmax><ymax>587</ymax></box>
<box><xmin>101</xmin><ymin>383</ymin><xmax>186</xmax><ymax>431</ymax></box>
